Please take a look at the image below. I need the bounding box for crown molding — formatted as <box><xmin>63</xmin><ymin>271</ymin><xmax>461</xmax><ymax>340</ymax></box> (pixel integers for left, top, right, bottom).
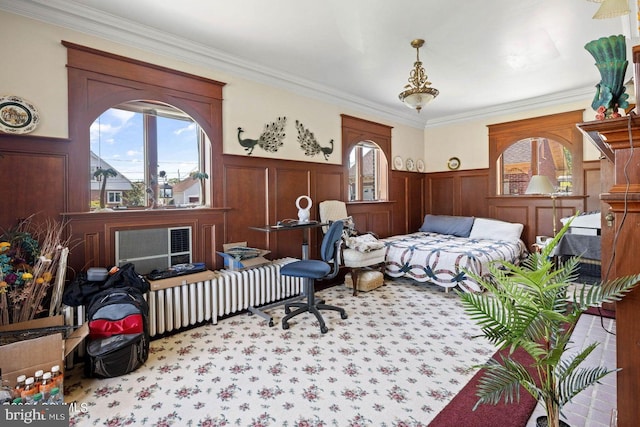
<box><xmin>0</xmin><ymin>0</ymin><xmax>595</xmax><ymax>130</ymax></box>
<box><xmin>426</xmin><ymin>86</ymin><xmax>595</xmax><ymax>128</ymax></box>
<box><xmin>0</xmin><ymin>0</ymin><xmax>429</xmax><ymax>129</ymax></box>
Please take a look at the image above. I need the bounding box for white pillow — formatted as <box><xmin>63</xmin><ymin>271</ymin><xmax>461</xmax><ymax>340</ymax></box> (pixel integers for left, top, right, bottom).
<box><xmin>469</xmin><ymin>218</ymin><xmax>524</xmax><ymax>243</ymax></box>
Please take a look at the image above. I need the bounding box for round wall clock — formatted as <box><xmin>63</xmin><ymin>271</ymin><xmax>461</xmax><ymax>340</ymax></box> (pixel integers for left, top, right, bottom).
<box><xmin>0</xmin><ymin>95</ymin><xmax>40</xmax><ymax>134</ymax></box>
<box><xmin>393</xmin><ymin>156</ymin><xmax>403</xmax><ymax>170</ymax></box>
<box><xmin>447</xmin><ymin>157</ymin><xmax>461</xmax><ymax>170</ymax></box>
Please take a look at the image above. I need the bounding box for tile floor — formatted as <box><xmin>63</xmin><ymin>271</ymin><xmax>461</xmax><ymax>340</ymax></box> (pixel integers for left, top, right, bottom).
<box><xmin>525</xmin><ymin>313</ymin><xmax>617</xmax><ymax>427</ymax></box>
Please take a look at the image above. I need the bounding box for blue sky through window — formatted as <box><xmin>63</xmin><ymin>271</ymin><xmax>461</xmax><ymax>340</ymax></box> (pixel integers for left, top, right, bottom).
<box><xmin>90</xmin><ymin>107</ymin><xmax>199</xmax><ymax>182</ymax></box>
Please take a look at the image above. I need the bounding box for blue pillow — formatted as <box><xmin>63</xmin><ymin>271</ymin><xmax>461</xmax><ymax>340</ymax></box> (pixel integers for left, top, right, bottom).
<box><xmin>419</xmin><ymin>215</ymin><xmax>475</xmax><ymax>237</ymax></box>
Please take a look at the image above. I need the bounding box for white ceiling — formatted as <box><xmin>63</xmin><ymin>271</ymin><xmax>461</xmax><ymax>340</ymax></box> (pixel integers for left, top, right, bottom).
<box><xmin>2</xmin><ymin>0</ymin><xmax>636</xmax><ymax>128</ymax></box>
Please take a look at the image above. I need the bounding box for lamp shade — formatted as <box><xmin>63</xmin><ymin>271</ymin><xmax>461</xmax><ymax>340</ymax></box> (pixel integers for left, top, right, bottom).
<box><xmin>593</xmin><ymin>0</ymin><xmax>630</xmax><ymax>19</ymax></box>
<box><xmin>402</xmin><ymin>92</ymin><xmax>436</xmax><ymax>110</ymax></box>
<box><xmin>525</xmin><ymin>175</ymin><xmax>554</xmax><ymax>195</ymax></box>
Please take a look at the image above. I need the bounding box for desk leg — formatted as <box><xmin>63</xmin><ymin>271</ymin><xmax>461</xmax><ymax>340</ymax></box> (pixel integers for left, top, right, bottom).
<box><xmin>247</xmin><ymin>225</ymin><xmax>314</xmax><ymax>327</ymax></box>
<box><xmin>301</xmin><ymin>228</ymin><xmax>311</xmax><ymax>260</ymax></box>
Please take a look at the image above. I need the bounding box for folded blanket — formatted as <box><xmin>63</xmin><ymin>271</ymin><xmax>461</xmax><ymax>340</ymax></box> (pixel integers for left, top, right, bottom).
<box><xmin>344</xmin><ymin>233</ymin><xmax>385</xmax><ymax>252</ymax></box>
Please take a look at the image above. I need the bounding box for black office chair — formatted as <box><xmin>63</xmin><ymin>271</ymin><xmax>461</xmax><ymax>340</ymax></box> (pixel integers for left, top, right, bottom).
<box><xmin>280</xmin><ymin>220</ymin><xmax>348</xmax><ymax>333</ymax></box>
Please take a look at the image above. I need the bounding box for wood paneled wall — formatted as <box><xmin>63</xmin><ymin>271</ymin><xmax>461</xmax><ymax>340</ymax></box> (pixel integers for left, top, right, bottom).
<box><xmin>0</xmin><ymin>127</ymin><xmax>601</xmax><ymax>275</ymax></box>
<box><xmin>0</xmin><ymin>127</ymin><xmax>426</xmax><ymax>276</ymax></box>
<box><xmin>424</xmin><ymin>164</ymin><xmax>600</xmax><ymax>249</ymax></box>
<box><xmin>222</xmin><ymin>154</ymin><xmax>423</xmax><ymax>262</ymax></box>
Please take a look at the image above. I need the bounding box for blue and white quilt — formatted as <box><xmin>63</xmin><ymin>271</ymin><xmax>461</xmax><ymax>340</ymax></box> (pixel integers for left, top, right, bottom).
<box><xmin>382</xmin><ymin>232</ymin><xmax>527</xmax><ymax>292</ymax></box>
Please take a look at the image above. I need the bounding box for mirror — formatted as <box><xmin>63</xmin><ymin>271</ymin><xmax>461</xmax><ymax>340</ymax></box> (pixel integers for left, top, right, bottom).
<box><xmin>89</xmin><ymin>100</ymin><xmax>210</xmax><ymax>210</ymax></box>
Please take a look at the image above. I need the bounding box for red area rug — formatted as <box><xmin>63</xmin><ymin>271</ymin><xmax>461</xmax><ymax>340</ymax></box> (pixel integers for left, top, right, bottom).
<box><xmin>428</xmin><ymin>346</ymin><xmax>538</xmax><ymax>427</ymax></box>
<box><xmin>585</xmin><ymin>306</ymin><xmax>615</xmax><ymax>319</ymax></box>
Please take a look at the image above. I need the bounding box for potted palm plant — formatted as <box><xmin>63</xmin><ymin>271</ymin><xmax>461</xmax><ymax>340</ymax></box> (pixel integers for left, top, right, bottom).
<box><xmin>458</xmin><ymin>218</ymin><xmax>640</xmax><ymax>427</ymax></box>
<box><xmin>190</xmin><ymin>170</ymin><xmax>208</xmax><ymax>206</ymax></box>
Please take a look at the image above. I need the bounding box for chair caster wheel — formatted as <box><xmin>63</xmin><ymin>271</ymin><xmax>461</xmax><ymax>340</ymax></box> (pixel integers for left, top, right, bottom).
<box><xmin>320</xmin><ymin>326</ymin><xmax>328</xmax><ymax>334</ymax></box>
<box><xmin>282</xmin><ymin>321</ymin><xmax>289</xmax><ymax>330</ymax></box>
<box><xmin>341</xmin><ymin>312</ymin><xmax>348</xmax><ymax>319</ymax></box>
<box><xmin>268</xmin><ymin>320</ymin><xmax>274</xmax><ymax>327</ymax></box>
<box><xmin>285</xmin><ymin>307</ymin><xmax>291</xmax><ymax>314</ymax></box>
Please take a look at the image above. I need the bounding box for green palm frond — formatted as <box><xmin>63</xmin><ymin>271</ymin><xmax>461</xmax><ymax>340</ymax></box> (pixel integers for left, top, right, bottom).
<box><xmin>459</xmin><ymin>213</ymin><xmax>640</xmax><ymax>419</ymax></box>
<box><xmin>474</xmin><ymin>357</ymin><xmax>538</xmax><ymax>409</ymax></box>
<box><xmin>558</xmin><ymin>365</ymin><xmax>616</xmax><ymax>406</ymax></box>
<box><xmin>574</xmin><ymin>274</ymin><xmax>640</xmax><ymax>308</ymax></box>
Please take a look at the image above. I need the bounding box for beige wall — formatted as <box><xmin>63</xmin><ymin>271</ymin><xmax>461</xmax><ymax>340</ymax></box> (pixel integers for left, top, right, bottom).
<box><xmin>424</xmin><ymin>100</ymin><xmax>603</xmax><ymax>173</ymax></box>
<box><xmin>0</xmin><ymin>10</ymin><xmax>423</xmax><ymax>166</ymax></box>
<box><xmin>2</xmin><ymin>9</ymin><xmax>604</xmax><ymax>172</ymax></box>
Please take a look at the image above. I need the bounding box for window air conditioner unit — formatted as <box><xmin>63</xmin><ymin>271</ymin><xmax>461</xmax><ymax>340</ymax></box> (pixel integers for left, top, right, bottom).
<box><xmin>115</xmin><ymin>226</ymin><xmax>192</xmax><ymax>275</ymax></box>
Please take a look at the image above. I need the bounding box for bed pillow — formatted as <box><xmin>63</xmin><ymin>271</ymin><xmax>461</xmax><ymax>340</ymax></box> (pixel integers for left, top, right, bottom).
<box><xmin>419</xmin><ymin>214</ymin><xmax>475</xmax><ymax>237</ymax></box>
<box><xmin>469</xmin><ymin>218</ymin><xmax>524</xmax><ymax>243</ymax></box>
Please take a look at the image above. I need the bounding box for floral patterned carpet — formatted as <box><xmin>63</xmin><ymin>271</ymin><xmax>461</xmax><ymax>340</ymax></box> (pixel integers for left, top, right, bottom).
<box><xmin>65</xmin><ymin>278</ymin><xmax>498</xmax><ymax>426</ymax></box>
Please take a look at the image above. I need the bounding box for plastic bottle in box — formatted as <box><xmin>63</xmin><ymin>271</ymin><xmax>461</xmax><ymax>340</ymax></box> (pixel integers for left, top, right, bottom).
<box><xmin>39</xmin><ymin>372</ymin><xmax>56</xmax><ymax>401</ymax></box>
<box><xmin>33</xmin><ymin>370</ymin><xmax>44</xmax><ymax>391</ymax></box>
<box><xmin>50</xmin><ymin>365</ymin><xmax>63</xmax><ymax>391</ymax></box>
<box><xmin>14</xmin><ymin>374</ymin><xmax>26</xmax><ymax>398</ymax></box>
<box><xmin>47</xmin><ymin>387</ymin><xmax>62</xmax><ymax>404</ymax></box>
<box><xmin>20</xmin><ymin>377</ymin><xmax>37</xmax><ymax>403</ymax></box>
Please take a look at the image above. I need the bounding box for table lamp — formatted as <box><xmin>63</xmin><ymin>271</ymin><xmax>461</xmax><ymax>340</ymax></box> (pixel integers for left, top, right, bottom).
<box><xmin>525</xmin><ymin>175</ymin><xmax>557</xmax><ymax>235</ymax></box>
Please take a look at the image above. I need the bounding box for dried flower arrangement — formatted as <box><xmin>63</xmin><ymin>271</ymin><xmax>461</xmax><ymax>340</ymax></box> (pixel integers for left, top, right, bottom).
<box><xmin>0</xmin><ymin>217</ymin><xmax>71</xmax><ymax>326</ymax></box>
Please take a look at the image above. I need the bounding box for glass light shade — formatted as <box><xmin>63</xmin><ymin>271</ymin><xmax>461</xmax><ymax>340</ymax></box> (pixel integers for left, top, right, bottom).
<box><xmin>525</xmin><ymin>175</ymin><xmax>555</xmax><ymax>195</ymax></box>
<box><xmin>402</xmin><ymin>92</ymin><xmax>435</xmax><ymax>110</ymax></box>
<box><xmin>593</xmin><ymin>0</ymin><xmax>630</xmax><ymax>19</ymax></box>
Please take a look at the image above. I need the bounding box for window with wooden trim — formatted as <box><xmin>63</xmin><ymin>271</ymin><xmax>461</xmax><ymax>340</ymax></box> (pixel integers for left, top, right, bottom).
<box><xmin>488</xmin><ymin>110</ymin><xmax>584</xmax><ymax>197</ymax></box>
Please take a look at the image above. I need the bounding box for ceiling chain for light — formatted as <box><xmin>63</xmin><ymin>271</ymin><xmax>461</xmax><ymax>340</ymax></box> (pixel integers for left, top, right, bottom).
<box><xmin>398</xmin><ymin>39</ymin><xmax>439</xmax><ymax>113</ymax></box>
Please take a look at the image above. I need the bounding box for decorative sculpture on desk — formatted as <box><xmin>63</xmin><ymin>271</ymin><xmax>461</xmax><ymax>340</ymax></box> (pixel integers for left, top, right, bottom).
<box><xmin>296</xmin><ymin>195</ymin><xmax>312</xmax><ymax>223</ymax></box>
<box><xmin>585</xmin><ymin>34</ymin><xmax>629</xmax><ymax>119</ymax></box>
<box><xmin>237</xmin><ymin>116</ymin><xmax>287</xmax><ymax>155</ymax></box>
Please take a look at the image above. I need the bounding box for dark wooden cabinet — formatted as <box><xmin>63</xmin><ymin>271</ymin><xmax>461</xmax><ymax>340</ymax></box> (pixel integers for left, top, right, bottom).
<box><xmin>578</xmin><ymin>115</ymin><xmax>640</xmax><ymax>427</ymax></box>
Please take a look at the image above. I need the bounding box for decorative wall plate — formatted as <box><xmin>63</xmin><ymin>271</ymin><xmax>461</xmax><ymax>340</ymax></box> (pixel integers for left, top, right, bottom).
<box><xmin>393</xmin><ymin>156</ymin><xmax>403</xmax><ymax>170</ymax></box>
<box><xmin>416</xmin><ymin>159</ymin><xmax>425</xmax><ymax>172</ymax></box>
<box><xmin>0</xmin><ymin>95</ymin><xmax>40</xmax><ymax>134</ymax></box>
<box><xmin>447</xmin><ymin>156</ymin><xmax>461</xmax><ymax>170</ymax></box>
<box><xmin>405</xmin><ymin>158</ymin><xmax>416</xmax><ymax>171</ymax></box>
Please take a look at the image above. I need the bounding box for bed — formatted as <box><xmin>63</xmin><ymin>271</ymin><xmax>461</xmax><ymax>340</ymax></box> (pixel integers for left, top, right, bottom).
<box><xmin>382</xmin><ymin>215</ymin><xmax>528</xmax><ymax>292</ymax></box>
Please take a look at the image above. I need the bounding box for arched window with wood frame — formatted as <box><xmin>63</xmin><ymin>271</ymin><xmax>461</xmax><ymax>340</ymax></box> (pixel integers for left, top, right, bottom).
<box><xmin>489</xmin><ymin>110</ymin><xmax>584</xmax><ymax>197</ymax></box>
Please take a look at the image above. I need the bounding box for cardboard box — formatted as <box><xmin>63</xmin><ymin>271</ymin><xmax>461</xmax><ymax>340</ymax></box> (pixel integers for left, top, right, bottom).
<box><xmin>0</xmin><ymin>316</ymin><xmax>89</xmax><ymax>386</ymax></box>
<box><xmin>217</xmin><ymin>242</ymin><xmax>271</xmax><ymax>271</ymax></box>
<box><xmin>148</xmin><ymin>269</ymin><xmax>218</xmax><ymax>291</ymax></box>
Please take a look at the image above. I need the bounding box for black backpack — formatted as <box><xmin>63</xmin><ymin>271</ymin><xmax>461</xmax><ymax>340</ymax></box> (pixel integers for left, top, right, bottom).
<box><xmin>63</xmin><ymin>263</ymin><xmax>150</xmax><ymax>307</ymax></box>
<box><xmin>83</xmin><ymin>287</ymin><xmax>150</xmax><ymax>378</ymax></box>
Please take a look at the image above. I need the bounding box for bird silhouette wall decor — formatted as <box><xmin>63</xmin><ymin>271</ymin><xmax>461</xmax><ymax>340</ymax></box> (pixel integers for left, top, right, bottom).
<box><xmin>295</xmin><ymin>120</ymin><xmax>333</xmax><ymax>160</ymax></box>
<box><xmin>237</xmin><ymin>117</ymin><xmax>287</xmax><ymax>155</ymax></box>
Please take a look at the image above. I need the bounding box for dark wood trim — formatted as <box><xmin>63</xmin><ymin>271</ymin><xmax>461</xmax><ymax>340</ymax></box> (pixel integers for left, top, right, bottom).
<box><xmin>488</xmin><ymin>110</ymin><xmax>585</xmax><ymax>197</ymax></box>
<box><xmin>64</xmin><ymin>41</ymin><xmax>225</xmax><ymax>213</ymax></box>
<box><xmin>578</xmin><ymin>112</ymin><xmax>640</xmax><ymax>427</ymax></box>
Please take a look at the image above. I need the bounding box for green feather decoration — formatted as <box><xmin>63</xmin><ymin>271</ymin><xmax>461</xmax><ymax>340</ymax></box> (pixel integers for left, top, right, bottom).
<box><xmin>585</xmin><ymin>35</ymin><xmax>629</xmax><ymax>113</ymax></box>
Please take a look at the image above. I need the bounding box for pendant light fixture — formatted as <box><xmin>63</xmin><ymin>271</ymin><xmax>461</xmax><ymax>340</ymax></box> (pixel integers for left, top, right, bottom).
<box><xmin>398</xmin><ymin>39</ymin><xmax>439</xmax><ymax>113</ymax></box>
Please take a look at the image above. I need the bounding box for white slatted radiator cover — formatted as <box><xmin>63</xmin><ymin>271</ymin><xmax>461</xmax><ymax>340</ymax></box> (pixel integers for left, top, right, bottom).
<box><xmin>215</xmin><ymin>257</ymin><xmax>303</xmax><ymax>317</ymax></box>
<box><xmin>63</xmin><ymin>258</ymin><xmax>304</xmax><ymax>350</ymax></box>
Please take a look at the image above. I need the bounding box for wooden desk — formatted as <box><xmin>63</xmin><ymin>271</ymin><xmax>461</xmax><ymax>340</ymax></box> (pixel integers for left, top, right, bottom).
<box><xmin>249</xmin><ymin>221</ymin><xmax>327</xmax><ymax>260</ymax></box>
<box><xmin>246</xmin><ymin>221</ymin><xmax>328</xmax><ymax>326</ymax></box>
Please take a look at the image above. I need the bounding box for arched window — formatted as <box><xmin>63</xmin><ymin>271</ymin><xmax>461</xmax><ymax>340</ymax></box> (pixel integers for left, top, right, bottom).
<box><xmin>64</xmin><ymin>41</ymin><xmax>224</xmax><ymax>213</ymax></box>
<box><xmin>489</xmin><ymin>110</ymin><xmax>584</xmax><ymax>197</ymax></box>
<box><xmin>90</xmin><ymin>100</ymin><xmax>210</xmax><ymax>210</ymax></box>
<box><xmin>348</xmin><ymin>140</ymin><xmax>389</xmax><ymax>201</ymax></box>
<box><xmin>499</xmin><ymin>137</ymin><xmax>573</xmax><ymax>195</ymax></box>
<box><xmin>341</xmin><ymin>115</ymin><xmax>391</xmax><ymax>202</ymax></box>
